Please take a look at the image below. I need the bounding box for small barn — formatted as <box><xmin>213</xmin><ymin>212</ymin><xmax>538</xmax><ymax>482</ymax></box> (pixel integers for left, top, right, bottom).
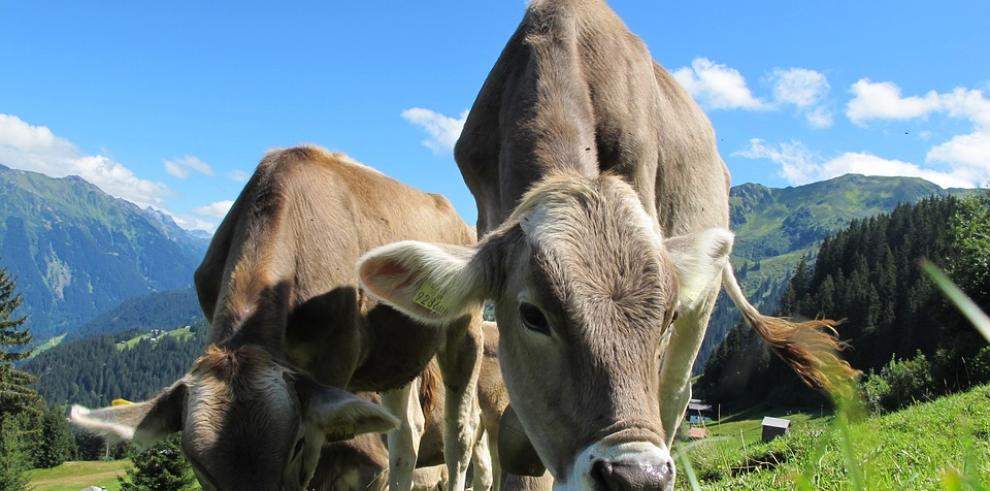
<box><xmin>686</xmin><ymin>398</ymin><xmax>713</xmax><ymax>424</ymax></box>
<box><xmin>761</xmin><ymin>416</ymin><xmax>790</xmax><ymax>442</ymax></box>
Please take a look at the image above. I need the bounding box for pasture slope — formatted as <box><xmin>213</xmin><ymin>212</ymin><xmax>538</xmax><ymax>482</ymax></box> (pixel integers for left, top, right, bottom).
<box><xmin>26</xmin><ymin>460</ymin><xmax>129</xmax><ymax>491</ymax></box>
<box><xmin>677</xmin><ymin>384</ymin><xmax>990</xmax><ymax>490</ymax></box>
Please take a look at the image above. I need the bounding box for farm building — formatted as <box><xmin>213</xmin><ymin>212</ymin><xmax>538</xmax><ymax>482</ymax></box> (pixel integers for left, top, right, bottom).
<box><xmin>686</xmin><ymin>398</ymin><xmax>713</xmax><ymax>424</ymax></box>
<box><xmin>761</xmin><ymin>416</ymin><xmax>791</xmax><ymax>442</ymax></box>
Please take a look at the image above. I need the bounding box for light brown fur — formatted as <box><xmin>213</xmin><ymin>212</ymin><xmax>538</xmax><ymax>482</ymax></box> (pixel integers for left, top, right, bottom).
<box><xmin>449</xmin><ymin>0</ymin><xmax>855</xmax><ymax>486</ymax></box>
<box><xmin>72</xmin><ymin>147</ymin><xmax>484</xmax><ymax>491</ymax></box>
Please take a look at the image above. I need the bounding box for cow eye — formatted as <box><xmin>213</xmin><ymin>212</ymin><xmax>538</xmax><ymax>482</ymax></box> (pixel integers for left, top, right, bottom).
<box><xmin>519</xmin><ymin>302</ymin><xmax>550</xmax><ymax>335</ymax></box>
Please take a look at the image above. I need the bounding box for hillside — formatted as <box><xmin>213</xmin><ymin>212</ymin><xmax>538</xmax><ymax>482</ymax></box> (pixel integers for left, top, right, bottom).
<box><xmin>0</xmin><ymin>164</ymin><xmax>209</xmax><ymax>340</ymax></box>
<box><xmin>22</xmin><ymin>323</ymin><xmax>207</xmax><ymax>408</ymax></box>
<box><xmin>696</xmin><ymin>174</ymin><xmax>971</xmax><ymax>372</ymax></box>
<box><xmin>66</xmin><ymin>287</ymin><xmax>203</xmax><ymax>341</ymax></box>
<box><xmin>678</xmin><ymin>384</ymin><xmax>990</xmax><ymax>490</ymax></box>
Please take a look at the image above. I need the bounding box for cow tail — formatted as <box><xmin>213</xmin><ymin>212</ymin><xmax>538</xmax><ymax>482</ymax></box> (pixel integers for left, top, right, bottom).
<box><xmin>721</xmin><ymin>266</ymin><xmax>860</xmax><ymax>392</ymax></box>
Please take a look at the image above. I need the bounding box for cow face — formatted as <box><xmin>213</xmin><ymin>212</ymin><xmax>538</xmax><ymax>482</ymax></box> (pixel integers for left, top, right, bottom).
<box><xmin>69</xmin><ymin>345</ymin><xmax>398</xmax><ymax>491</ymax></box>
<box><xmin>358</xmin><ymin>173</ymin><xmax>732</xmax><ymax>491</ymax></box>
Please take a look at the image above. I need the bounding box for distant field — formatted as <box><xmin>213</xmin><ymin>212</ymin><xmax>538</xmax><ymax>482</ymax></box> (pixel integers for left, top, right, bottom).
<box><xmin>677</xmin><ymin>384</ymin><xmax>990</xmax><ymax>490</ymax></box>
<box><xmin>115</xmin><ymin>325</ymin><xmax>194</xmax><ymax>351</ymax></box>
<box><xmin>27</xmin><ymin>460</ymin><xmax>128</xmax><ymax>491</ymax></box>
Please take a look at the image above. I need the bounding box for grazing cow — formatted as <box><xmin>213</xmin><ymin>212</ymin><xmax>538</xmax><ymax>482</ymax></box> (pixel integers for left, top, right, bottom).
<box><xmin>358</xmin><ymin>1</ymin><xmax>855</xmax><ymax>489</ymax></box>
<box><xmin>70</xmin><ymin>147</ymin><xmax>485</xmax><ymax>491</ymax></box>
<box><xmin>314</xmin><ymin>322</ymin><xmax>540</xmax><ymax>491</ymax></box>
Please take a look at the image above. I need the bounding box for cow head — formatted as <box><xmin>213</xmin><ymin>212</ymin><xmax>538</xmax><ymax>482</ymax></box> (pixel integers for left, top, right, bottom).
<box><xmin>69</xmin><ymin>345</ymin><xmax>398</xmax><ymax>491</ymax></box>
<box><xmin>358</xmin><ymin>173</ymin><xmax>732</xmax><ymax>491</ymax></box>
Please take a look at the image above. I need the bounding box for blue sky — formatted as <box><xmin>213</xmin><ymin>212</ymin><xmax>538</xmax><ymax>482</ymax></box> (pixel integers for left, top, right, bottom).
<box><xmin>2</xmin><ymin>1</ymin><xmax>988</xmax><ymax>230</ymax></box>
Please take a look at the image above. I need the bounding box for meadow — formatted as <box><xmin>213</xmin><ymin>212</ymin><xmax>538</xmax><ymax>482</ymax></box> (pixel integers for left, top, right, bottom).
<box><xmin>677</xmin><ymin>384</ymin><xmax>990</xmax><ymax>490</ymax></box>
<box><xmin>26</xmin><ymin>460</ymin><xmax>129</xmax><ymax>491</ymax></box>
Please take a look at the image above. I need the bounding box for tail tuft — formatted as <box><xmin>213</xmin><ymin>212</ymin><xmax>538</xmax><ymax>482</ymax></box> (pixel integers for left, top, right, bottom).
<box><xmin>722</xmin><ymin>266</ymin><xmax>860</xmax><ymax>392</ymax></box>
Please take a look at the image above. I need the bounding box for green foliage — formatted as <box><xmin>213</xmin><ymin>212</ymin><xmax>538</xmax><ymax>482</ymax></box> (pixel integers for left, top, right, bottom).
<box><xmin>862</xmin><ymin>351</ymin><xmax>934</xmax><ymax>413</ymax></box>
<box><xmin>117</xmin><ymin>435</ymin><xmax>197</xmax><ymax>491</ymax></box>
<box><xmin>1</xmin><ymin>265</ymin><xmax>42</xmax><ymax>418</ymax></box>
<box><xmin>67</xmin><ymin>287</ymin><xmax>204</xmax><ymax>342</ymax></box>
<box><xmin>949</xmin><ymin>191</ymin><xmax>990</xmax><ymax>308</ymax></box>
<box><xmin>0</xmin><ymin>414</ymin><xmax>31</xmax><ymax>491</ymax></box>
<box><xmin>701</xmin><ymin>195</ymin><xmax>990</xmax><ymax>407</ymax></box>
<box><xmin>696</xmin><ymin>174</ymin><xmax>971</xmax><ymax>374</ymax></box>
<box><xmin>32</xmin><ymin>405</ymin><xmax>78</xmax><ymax>468</ymax></box>
<box><xmin>22</xmin><ymin>323</ymin><xmax>207</xmax><ymax>408</ymax></box>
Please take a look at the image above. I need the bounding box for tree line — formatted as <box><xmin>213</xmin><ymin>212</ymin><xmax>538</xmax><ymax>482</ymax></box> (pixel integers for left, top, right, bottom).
<box><xmin>700</xmin><ymin>192</ymin><xmax>990</xmax><ymax>409</ymax></box>
<box><xmin>0</xmin><ymin>265</ymin><xmax>204</xmax><ymax>489</ymax></box>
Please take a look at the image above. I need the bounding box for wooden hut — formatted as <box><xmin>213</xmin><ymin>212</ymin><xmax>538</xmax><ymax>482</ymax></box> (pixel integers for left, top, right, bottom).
<box><xmin>761</xmin><ymin>416</ymin><xmax>790</xmax><ymax>442</ymax></box>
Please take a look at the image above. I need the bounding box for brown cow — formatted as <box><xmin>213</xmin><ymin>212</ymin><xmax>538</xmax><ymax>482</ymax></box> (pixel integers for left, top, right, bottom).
<box><xmin>70</xmin><ymin>147</ymin><xmax>485</xmax><ymax>491</ymax></box>
<box><xmin>357</xmin><ymin>1</ymin><xmax>854</xmax><ymax>490</ymax></box>
<box><xmin>314</xmin><ymin>322</ymin><xmax>549</xmax><ymax>491</ymax></box>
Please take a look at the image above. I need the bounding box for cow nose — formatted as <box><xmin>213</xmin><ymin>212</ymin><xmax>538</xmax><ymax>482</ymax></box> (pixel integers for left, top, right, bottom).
<box><xmin>590</xmin><ymin>457</ymin><xmax>674</xmax><ymax>491</ymax></box>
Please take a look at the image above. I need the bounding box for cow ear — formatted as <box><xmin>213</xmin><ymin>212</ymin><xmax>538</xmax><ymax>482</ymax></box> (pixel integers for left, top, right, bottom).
<box><xmin>358</xmin><ymin>241</ymin><xmax>484</xmax><ymax>325</ymax></box>
<box><xmin>69</xmin><ymin>381</ymin><xmax>186</xmax><ymax>448</ymax></box>
<box><xmin>298</xmin><ymin>378</ymin><xmax>399</xmax><ymax>442</ymax></box>
<box><xmin>665</xmin><ymin>228</ymin><xmax>733</xmax><ymax>310</ymax></box>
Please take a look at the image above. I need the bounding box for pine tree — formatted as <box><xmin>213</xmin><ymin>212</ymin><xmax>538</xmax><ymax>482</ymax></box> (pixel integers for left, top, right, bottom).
<box><xmin>118</xmin><ymin>435</ymin><xmax>196</xmax><ymax>491</ymax></box>
<box><xmin>0</xmin><ymin>267</ymin><xmax>41</xmax><ymax>418</ymax></box>
<box><xmin>33</xmin><ymin>405</ymin><xmax>77</xmax><ymax>468</ymax></box>
<box><xmin>0</xmin><ymin>414</ymin><xmax>30</xmax><ymax>491</ymax></box>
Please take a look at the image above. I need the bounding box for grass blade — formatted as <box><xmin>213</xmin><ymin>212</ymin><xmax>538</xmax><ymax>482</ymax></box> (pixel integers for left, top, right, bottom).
<box><xmin>920</xmin><ymin>260</ymin><xmax>990</xmax><ymax>343</ymax></box>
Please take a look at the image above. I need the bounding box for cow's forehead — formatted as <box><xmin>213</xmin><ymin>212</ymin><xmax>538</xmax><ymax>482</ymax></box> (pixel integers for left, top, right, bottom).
<box><xmin>512</xmin><ymin>175</ymin><xmax>675</xmax><ymax>324</ymax></box>
<box><xmin>515</xmin><ymin>173</ymin><xmax>663</xmax><ymax>249</ymax></box>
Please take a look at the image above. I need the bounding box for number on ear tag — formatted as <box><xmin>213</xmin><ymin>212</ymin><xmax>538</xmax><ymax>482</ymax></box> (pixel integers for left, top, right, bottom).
<box><xmin>413</xmin><ymin>281</ymin><xmax>449</xmax><ymax>315</ymax></box>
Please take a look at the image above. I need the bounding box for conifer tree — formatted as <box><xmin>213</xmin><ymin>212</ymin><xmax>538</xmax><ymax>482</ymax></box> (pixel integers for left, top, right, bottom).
<box><xmin>118</xmin><ymin>435</ymin><xmax>196</xmax><ymax>491</ymax></box>
<box><xmin>33</xmin><ymin>405</ymin><xmax>77</xmax><ymax>468</ymax></box>
<box><xmin>0</xmin><ymin>267</ymin><xmax>41</xmax><ymax>418</ymax></box>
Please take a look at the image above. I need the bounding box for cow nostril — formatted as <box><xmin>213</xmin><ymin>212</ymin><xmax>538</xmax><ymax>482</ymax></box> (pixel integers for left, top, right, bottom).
<box><xmin>590</xmin><ymin>459</ymin><xmax>614</xmax><ymax>490</ymax></box>
<box><xmin>590</xmin><ymin>458</ymin><xmax>674</xmax><ymax>491</ymax></box>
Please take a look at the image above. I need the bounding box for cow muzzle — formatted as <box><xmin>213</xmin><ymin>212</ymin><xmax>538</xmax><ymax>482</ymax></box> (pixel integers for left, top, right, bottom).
<box><xmin>564</xmin><ymin>441</ymin><xmax>674</xmax><ymax>491</ymax></box>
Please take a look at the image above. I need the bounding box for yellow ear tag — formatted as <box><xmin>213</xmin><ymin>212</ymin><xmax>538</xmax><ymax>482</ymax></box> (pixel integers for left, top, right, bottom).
<box><xmin>111</xmin><ymin>398</ymin><xmax>134</xmax><ymax>406</ymax></box>
<box><xmin>413</xmin><ymin>281</ymin><xmax>449</xmax><ymax>316</ymax></box>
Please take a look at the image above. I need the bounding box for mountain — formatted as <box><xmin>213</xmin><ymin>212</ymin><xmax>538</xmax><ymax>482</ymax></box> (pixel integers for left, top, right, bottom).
<box><xmin>695</xmin><ymin>174</ymin><xmax>972</xmax><ymax>372</ymax></box>
<box><xmin>66</xmin><ymin>287</ymin><xmax>203</xmax><ymax>341</ymax></box>
<box><xmin>0</xmin><ymin>164</ymin><xmax>209</xmax><ymax>341</ymax></box>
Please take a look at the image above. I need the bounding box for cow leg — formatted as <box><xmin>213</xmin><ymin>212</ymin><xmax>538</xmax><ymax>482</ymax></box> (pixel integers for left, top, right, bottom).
<box><xmin>472</xmin><ymin>429</ymin><xmax>495</xmax><ymax>491</ymax></box>
<box><xmin>657</xmin><ymin>287</ymin><xmax>720</xmax><ymax>448</ymax></box>
<box><xmin>437</xmin><ymin>318</ymin><xmax>483</xmax><ymax>491</ymax></box>
<box><xmin>383</xmin><ymin>380</ymin><xmax>425</xmax><ymax>491</ymax></box>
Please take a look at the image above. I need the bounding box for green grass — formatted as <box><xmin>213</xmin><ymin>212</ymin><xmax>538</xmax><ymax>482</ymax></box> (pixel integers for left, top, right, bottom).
<box><xmin>26</xmin><ymin>460</ymin><xmax>129</xmax><ymax>491</ymax></box>
<box><xmin>677</xmin><ymin>384</ymin><xmax>990</xmax><ymax>490</ymax></box>
<box><xmin>115</xmin><ymin>326</ymin><xmax>193</xmax><ymax>351</ymax></box>
<box><xmin>26</xmin><ymin>333</ymin><xmax>66</xmax><ymax>359</ymax></box>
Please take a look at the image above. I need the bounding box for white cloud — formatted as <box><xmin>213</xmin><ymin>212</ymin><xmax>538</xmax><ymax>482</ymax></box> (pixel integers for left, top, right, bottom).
<box><xmin>193</xmin><ymin>200</ymin><xmax>234</xmax><ymax>218</ymax></box>
<box><xmin>735</xmin><ymin>138</ymin><xmax>975</xmax><ymax>189</ymax></box>
<box><xmin>767</xmin><ymin>68</ymin><xmax>833</xmax><ymax>128</ymax></box>
<box><xmin>169</xmin><ymin>214</ymin><xmax>216</xmax><ymax>232</ymax></box>
<box><xmin>846</xmin><ymin>79</ymin><xmax>942</xmax><ymax>125</ymax></box>
<box><xmin>672</xmin><ymin>58</ymin><xmax>766</xmax><ymax>110</ymax></box>
<box><xmin>401</xmin><ymin>108</ymin><xmax>468</xmax><ymax>154</ymax></box>
<box><xmin>844</xmin><ymin>81</ymin><xmax>990</xmax><ymax>184</ymax></box>
<box><xmin>769</xmin><ymin>68</ymin><xmax>830</xmax><ymax>107</ymax></box>
<box><xmin>163</xmin><ymin>155</ymin><xmax>212</xmax><ymax>179</ymax></box>
<box><xmin>926</xmin><ymin>131</ymin><xmax>990</xmax><ymax>172</ymax></box>
<box><xmin>0</xmin><ymin>113</ymin><xmax>171</xmax><ymax>208</ymax></box>
<box><xmin>227</xmin><ymin>169</ymin><xmax>249</xmax><ymax>182</ymax></box>
<box><xmin>805</xmin><ymin>106</ymin><xmax>834</xmax><ymax>129</ymax></box>
<box><xmin>164</xmin><ymin>161</ymin><xmax>188</xmax><ymax>179</ymax></box>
